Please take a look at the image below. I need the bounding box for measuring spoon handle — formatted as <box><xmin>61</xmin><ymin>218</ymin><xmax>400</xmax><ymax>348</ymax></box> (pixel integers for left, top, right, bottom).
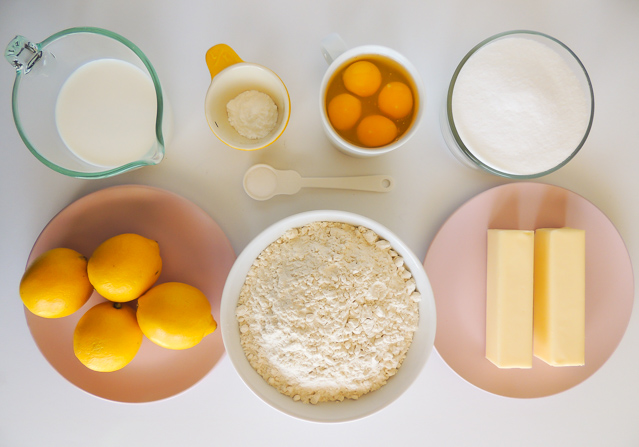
<box><xmin>300</xmin><ymin>175</ymin><xmax>394</xmax><ymax>193</ymax></box>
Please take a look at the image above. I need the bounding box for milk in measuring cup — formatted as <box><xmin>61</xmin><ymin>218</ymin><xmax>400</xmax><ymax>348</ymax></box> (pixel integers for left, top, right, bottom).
<box><xmin>55</xmin><ymin>59</ymin><xmax>157</xmax><ymax>167</ymax></box>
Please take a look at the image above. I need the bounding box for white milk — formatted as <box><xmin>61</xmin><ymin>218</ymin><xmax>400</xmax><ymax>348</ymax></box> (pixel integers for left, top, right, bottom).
<box><xmin>55</xmin><ymin>59</ymin><xmax>158</xmax><ymax>167</ymax></box>
<box><xmin>451</xmin><ymin>37</ymin><xmax>591</xmax><ymax>175</ymax></box>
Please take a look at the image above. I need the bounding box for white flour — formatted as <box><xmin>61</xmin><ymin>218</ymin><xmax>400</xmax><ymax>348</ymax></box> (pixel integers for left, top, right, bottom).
<box><xmin>452</xmin><ymin>37</ymin><xmax>591</xmax><ymax>175</ymax></box>
<box><xmin>236</xmin><ymin>222</ymin><xmax>420</xmax><ymax>404</ymax></box>
<box><xmin>226</xmin><ymin>90</ymin><xmax>278</xmax><ymax>139</ymax></box>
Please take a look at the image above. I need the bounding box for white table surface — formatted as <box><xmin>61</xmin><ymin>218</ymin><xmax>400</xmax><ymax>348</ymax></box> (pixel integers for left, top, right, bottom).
<box><xmin>1</xmin><ymin>1</ymin><xmax>638</xmax><ymax>445</ymax></box>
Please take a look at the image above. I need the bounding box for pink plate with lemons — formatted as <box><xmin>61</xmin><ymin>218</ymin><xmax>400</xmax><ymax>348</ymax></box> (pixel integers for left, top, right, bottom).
<box><xmin>424</xmin><ymin>182</ymin><xmax>634</xmax><ymax>398</ymax></box>
<box><xmin>24</xmin><ymin>185</ymin><xmax>236</xmax><ymax>402</ymax></box>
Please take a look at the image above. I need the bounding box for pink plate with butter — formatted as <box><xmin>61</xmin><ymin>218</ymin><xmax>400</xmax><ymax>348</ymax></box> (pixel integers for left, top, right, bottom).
<box><xmin>24</xmin><ymin>185</ymin><xmax>235</xmax><ymax>402</ymax></box>
<box><xmin>424</xmin><ymin>182</ymin><xmax>634</xmax><ymax>398</ymax></box>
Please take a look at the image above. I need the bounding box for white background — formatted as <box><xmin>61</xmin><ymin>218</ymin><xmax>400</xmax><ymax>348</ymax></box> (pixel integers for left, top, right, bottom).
<box><xmin>1</xmin><ymin>0</ymin><xmax>638</xmax><ymax>445</ymax></box>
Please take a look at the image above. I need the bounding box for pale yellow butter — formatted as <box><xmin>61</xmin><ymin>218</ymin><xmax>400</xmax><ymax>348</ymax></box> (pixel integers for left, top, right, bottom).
<box><xmin>486</xmin><ymin>229</ymin><xmax>534</xmax><ymax>368</ymax></box>
<box><xmin>533</xmin><ymin>228</ymin><xmax>585</xmax><ymax>366</ymax></box>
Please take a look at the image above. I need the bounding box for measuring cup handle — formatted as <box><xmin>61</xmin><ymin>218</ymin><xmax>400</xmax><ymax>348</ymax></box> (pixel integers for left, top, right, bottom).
<box><xmin>5</xmin><ymin>35</ymin><xmax>58</xmax><ymax>76</ymax></box>
<box><xmin>205</xmin><ymin>44</ymin><xmax>243</xmax><ymax>79</ymax></box>
<box><xmin>5</xmin><ymin>36</ymin><xmax>40</xmax><ymax>73</ymax></box>
<box><xmin>320</xmin><ymin>33</ymin><xmax>347</xmax><ymax>65</ymax></box>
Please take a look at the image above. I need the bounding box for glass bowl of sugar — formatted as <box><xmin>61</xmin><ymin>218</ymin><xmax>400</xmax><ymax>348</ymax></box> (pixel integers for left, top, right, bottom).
<box><xmin>441</xmin><ymin>30</ymin><xmax>594</xmax><ymax>178</ymax></box>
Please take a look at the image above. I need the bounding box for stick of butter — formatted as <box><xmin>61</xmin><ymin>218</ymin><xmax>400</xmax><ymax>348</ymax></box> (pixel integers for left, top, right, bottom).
<box><xmin>533</xmin><ymin>228</ymin><xmax>586</xmax><ymax>366</ymax></box>
<box><xmin>486</xmin><ymin>229</ymin><xmax>534</xmax><ymax>368</ymax></box>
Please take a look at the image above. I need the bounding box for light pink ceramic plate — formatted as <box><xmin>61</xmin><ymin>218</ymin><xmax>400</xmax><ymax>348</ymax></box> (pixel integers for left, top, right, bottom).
<box><xmin>24</xmin><ymin>185</ymin><xmax>236</xmax><ymax>403</ymax></box>
<box><xmin>424</xmin><ymin>182</ymin><xmax>634</xmax><ymax>398</ymax></box>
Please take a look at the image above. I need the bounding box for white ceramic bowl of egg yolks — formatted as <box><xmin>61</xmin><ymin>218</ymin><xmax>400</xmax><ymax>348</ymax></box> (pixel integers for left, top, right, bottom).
<box><xmin>320</xmin><ymin>46</ymin><xmax>425</xmax><ymax>158</ymax></box>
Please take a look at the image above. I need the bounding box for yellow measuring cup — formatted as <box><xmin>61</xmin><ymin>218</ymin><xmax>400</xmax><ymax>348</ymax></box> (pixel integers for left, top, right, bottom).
<box><xmin>204</xmin><ymin>44</ymin><xmax>290</xmax><ymax>151</ymax></box>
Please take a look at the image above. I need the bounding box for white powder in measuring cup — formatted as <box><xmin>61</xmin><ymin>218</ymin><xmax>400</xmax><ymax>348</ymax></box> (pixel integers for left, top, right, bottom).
<box><xmin>227</xmin><ymin>90</ymin><xmax>278</xmax><ymax>139</ymax></box>
<box><xmin>451</xmin><ymin>37</ymin><xmax>591</xmax><ymax>175</ymax></box>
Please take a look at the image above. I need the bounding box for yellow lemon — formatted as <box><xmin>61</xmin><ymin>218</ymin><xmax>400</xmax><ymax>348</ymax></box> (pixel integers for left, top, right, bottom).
<box><xmin>88</xmin><ymin>233</ymin><xmax>162</xmax><ymax>302</ymax></box>
<box><xmin>73</xmin><ymin>301</ymin><xmax>143</xmax><ymax>372</ymax></box>
<box><xmin>137</xmin><ymin>282</ymin><xmax>217</xmax><ymax>350</ymax></box>
<box><xmin>20</xmin><ymin>248</ymin><xmax>93</xmax><ymax>318</ymax></box>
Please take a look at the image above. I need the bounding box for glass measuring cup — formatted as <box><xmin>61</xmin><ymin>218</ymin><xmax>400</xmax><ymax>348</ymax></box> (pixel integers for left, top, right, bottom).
<box><xmin>5</xmin><ymin>27</ymin><xmax>169</xmax><ymax>179</ymax></box>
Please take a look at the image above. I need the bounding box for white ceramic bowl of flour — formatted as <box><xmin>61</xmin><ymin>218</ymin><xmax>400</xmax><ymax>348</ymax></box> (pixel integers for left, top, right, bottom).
<box><xmin>441</xmin><ymin>30</ymin><xmax>594</xmax><ymax>178</ymax></box>
<box><xmin>220</xmin><ymin>210</ymin><xmax>436</xmax><ymax>423</ymax></box>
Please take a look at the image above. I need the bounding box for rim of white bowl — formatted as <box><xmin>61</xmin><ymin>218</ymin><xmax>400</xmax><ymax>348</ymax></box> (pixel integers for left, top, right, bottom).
<box><xmin>220</xmin><ymin>210</ymin><xmax>437</xmax><ymax>423</ymax></box>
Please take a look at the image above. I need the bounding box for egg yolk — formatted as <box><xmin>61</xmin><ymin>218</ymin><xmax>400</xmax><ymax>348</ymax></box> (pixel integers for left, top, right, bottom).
<box><xmin>343</xmin><ymin>61</ymin><xmax>382</xmax><ymax>97</ymax></box>
<box><xmin>356</xmin><ymin>114</ymin><xmax>398</xmax><ymax>147</ymax></box>
<box><xmin>378</xmin><ymin>82</ymin><xmax>414</xmax><ymax>119</ymax></box>
<box><xmin>327</xmin><ymin>93</ymin><xmax>362</xmax><ymax>131</ymax></box>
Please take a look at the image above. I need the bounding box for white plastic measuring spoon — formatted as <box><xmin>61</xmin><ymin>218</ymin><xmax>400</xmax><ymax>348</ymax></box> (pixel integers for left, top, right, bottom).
<box><xmin>243</xmin><ymin>164</ymin><xmax>394</xmax><ymax>201</ymax></box>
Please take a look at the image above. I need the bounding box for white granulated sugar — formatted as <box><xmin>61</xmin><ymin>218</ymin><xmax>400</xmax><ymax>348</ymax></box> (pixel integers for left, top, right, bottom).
<box><xmin>236</xmin><ymin>222</ymin><xmax>421</xmax><ymax>404</ymax></box>
<box><xmin>452</xmin><ymin>37</ymin><xmax>591</xmax><ymax>175</ymax></box>
<box><xmin>226</xmin><ymin>90</ymin><xmax>278</xmax><ymax>139</ymax></box>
